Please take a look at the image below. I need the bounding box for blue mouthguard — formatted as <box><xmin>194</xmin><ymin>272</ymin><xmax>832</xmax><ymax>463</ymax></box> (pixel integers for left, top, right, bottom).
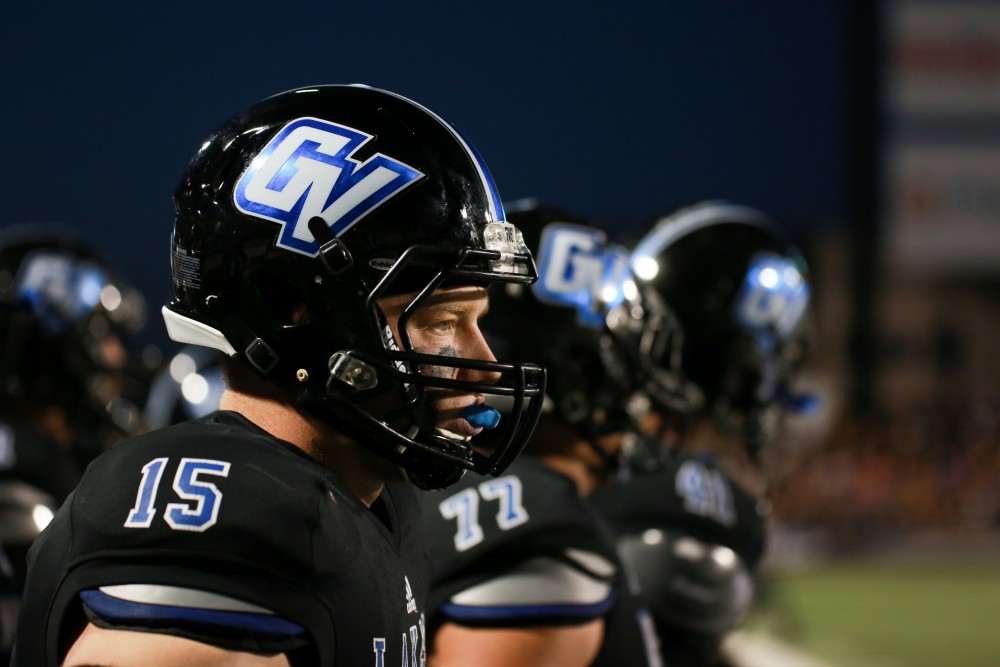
<box><xmin>461</xmin><ymin>404</ymin><xmax>501</xmax><ymax>430</ymax></box>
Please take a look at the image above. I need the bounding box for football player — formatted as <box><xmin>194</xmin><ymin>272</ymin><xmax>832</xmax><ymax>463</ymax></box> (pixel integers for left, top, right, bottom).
<box><xmin>13</xmin><ymin>85</ymin><xmax>546</xmax><ymax>667</ymax></box>
<box><xmin>0</xmin><ymin>225</ymin><xmax>150</xmax><ymax>499</ymax></box>
<box><xmin>0</xmin><ymin>226</ymin><xmax>151</xmax><ymax>664</ymax></box>
<box><xmin>591</xmin><ymin>201</ymin><xmax>814</xmax><ymax>667</ymax></box>
<box><xmin>420</xmin><ymin>201</ymin><xmax>664</xmax><ymax>667</ymax></box>
<box><xmin>592</xmin><ymin>453</ymin><xmax>766</xmax><ymax>667</ymax></box>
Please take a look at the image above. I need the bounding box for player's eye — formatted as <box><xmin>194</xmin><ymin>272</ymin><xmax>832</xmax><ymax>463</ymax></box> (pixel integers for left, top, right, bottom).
<box><xmin>429</xmin><ymin>319</ymin><xmax>456</xmax><ymax>335</ymax></box>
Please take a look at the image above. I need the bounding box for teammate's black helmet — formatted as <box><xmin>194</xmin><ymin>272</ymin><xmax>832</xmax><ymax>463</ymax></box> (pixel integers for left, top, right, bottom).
<box><xmin>164</xmin><ymin>84</ymin><xmax>545</xmax><ymax>489</ymax></box>
<box><xmin>483</xmin><ymin>201</ymin><xmax>648</xmax><ymax>467</ymax></box>
<box><xmin>630</xmin><ymin>201</ymin><xmax>812</xmax><ymax>453</ymax></box>
<box><xmin>0</xmin><ymin>224</ymin><xmax>147</xmax><ymax>437</ymax></box>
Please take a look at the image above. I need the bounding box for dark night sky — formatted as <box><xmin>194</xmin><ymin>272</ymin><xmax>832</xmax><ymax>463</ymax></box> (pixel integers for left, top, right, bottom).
<box><xmin>3</xmin><ymin>1</ymin><xmax>847</xmax><ymax>345</ymax></box>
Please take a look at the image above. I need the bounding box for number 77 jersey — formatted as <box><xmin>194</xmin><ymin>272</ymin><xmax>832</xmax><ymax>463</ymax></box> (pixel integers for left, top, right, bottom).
<box><xmin>14</xmin><ymin>411</ymin><xmax>431</xmax><ymax>667</ymax></box>
<box><xmin>418</xmin><ymin>457</ymin><xmax>663</xmax><ymax>667</ymax></box>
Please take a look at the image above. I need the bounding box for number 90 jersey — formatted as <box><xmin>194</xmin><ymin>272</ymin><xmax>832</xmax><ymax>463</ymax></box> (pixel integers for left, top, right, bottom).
<box><xmin>13</xmin><ymin>411</ymin><xmax>431</xmax><ymax>667</ymax></box>
<box><xmin>590</xmin><ymin>453</ymin><xmax>766</xmax><ymax>647</ymax></box>
<box><xmin>419</xmin><ymin>458</ymin><xmax>663</xmax><ymax>667</ymax></box>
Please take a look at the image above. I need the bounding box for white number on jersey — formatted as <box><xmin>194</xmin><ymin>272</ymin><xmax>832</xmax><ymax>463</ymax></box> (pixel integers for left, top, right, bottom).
<box><xmin>438</xmin><ymin>475</ymin><xmax>529</xmax><ymax>552</ymax></box>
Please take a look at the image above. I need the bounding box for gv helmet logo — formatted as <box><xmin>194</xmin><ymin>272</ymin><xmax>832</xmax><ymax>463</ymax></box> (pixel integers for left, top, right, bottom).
<box><xmin>234</xmin><ymin>117</ymin><xmax>424</xmax><ymax>256</ymax></box>
<box><xmin>533</xmin><ymin>224</ymin><xmax>631</xmax><ymax>328</ymax></box>
<box><xmin>732</xmin><ymin>252</ymin><xmax>810</xmax><ymax>341</ymax></box>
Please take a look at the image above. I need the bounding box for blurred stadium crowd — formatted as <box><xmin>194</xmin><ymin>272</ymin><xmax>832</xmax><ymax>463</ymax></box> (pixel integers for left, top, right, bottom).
<box><xmin>772</xmin><ymin>394</ymin><xmax>1000</xmax><ymax>548</ymax></box>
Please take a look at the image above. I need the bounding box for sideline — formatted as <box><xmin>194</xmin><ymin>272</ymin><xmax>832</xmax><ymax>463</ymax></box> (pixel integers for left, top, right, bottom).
<box><xmin>722</xmin><ymin>630</ymin><xmax>835</xmax><ymax>667</ymax></box>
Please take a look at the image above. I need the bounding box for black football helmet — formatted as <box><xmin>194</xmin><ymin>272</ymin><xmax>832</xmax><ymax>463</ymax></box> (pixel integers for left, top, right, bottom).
<box><xmin>163</xmin><ymin>84</ymin><xmax>545</xmax><ymax>490</ymax></box>
<box><xmin>481</xmin><ymin>200</ymin><xmax>652</xmax><ymax>474</ymax></box>
<box><xmin>0</xmin><ymin>224</ymin><xmax>149</xmax><ymax>442</ymax></box>
<box><xmin>630</xmin><ymin>201</ymin><xmax>813</xmax><ymax>455</ymax></box>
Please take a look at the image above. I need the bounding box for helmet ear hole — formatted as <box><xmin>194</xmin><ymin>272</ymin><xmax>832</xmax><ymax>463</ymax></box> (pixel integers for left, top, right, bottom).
<box><xmin>254</xmin><ymin>277</ymin><xmax>311</xmax><ymax>327</ymax></box>
<box><xmin>289</xmin><ymin>303</ymin><xmax>311</xmax><ymax>326</ymax></box>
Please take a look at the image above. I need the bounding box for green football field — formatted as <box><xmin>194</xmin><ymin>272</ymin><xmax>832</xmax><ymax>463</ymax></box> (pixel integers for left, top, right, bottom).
<box><xmin>749</xmin><ymin>560</ymin><xmax>1000</xmax><ymax>667</ymax></box>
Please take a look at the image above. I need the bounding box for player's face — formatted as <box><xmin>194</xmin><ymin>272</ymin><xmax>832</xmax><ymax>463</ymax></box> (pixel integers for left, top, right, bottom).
<box><xmin>377</xmin><ymin>285</ymin><xmax>501</xmax><ymax>438</ymax></box>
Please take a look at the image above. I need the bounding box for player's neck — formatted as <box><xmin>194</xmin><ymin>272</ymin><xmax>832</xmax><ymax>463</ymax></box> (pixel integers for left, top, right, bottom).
<box><xmin>539</xmin><ymin>452</ymin><xmax>599</xmax><ymax>497</ymax></box>
<box><xmin>219</xmin><ymin>389</ymin><xmax>387</xmax><ymax>507</ymax></box>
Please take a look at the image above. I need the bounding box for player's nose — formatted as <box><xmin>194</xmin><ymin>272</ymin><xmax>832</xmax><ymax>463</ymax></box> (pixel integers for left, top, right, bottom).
<box><xmin>460</xmin><ymin>327</ymin><xmax>502</xmax><ymax>385</ymax></box>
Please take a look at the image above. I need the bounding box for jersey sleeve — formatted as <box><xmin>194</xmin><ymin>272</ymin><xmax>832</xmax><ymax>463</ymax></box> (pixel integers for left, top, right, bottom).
<box><xmin>422</xmin><ymin>461</ymin><xmax>622</xmax><ymax>629</ymax></box>
<box><xmin>79</xmin><ymin>584</ymin><xmax>308</xmax><ymax>654</ymax></box>
<box><xmin>437</xmin><ymin>548</ymin><xmax>618</xmax><ymax>627</ymax></box>
<box><xmin>14</xmin><ymin>417</ymin><xmax>339</xmax><ymax>665</ymax></box>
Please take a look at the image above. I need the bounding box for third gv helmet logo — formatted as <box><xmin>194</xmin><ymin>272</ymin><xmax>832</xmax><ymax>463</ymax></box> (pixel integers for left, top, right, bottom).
<box><xmin>234</xmin><ymin>117</ymin><xmax>424</xmax><ymax>256</ymax></box>
<box><xmin>732</xmin><ymin>252</ymin><xmax>810</xmax><ymax>340</ymax></box>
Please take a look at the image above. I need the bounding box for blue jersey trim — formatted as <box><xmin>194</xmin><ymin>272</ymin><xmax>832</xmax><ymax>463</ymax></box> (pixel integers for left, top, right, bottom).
<box><xmin>80</xmin><ymin>589</ymin><xmax>306</xmax><ymax>638</ymax></box>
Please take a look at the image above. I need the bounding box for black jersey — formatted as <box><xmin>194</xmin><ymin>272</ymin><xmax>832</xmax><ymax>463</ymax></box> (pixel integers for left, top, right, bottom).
<box><xmin>591</xmin><ymin>454</ymin><xmax>766</xmax><ymax>667</ymax></box>
<box><xmin>13</xmin><ymin>411</ymin><xmax>431</xmax><ymax>667</ymax></box>
<box><xmin>419</xmin><ymin>458</ymin><xmax>663</xmax><ymax>667</ymax></box>
<box><xmin>591</xmin><ymin>453</ymin><xmax>765</xmax><ymax>571</ymax></box>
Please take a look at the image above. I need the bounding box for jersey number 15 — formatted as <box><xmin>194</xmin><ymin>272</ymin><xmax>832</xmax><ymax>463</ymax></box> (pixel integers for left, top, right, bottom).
<box><xmin>124</xmin><ymin>457</ymin><xmax>231</xmax><ymax>532</ymax></box>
